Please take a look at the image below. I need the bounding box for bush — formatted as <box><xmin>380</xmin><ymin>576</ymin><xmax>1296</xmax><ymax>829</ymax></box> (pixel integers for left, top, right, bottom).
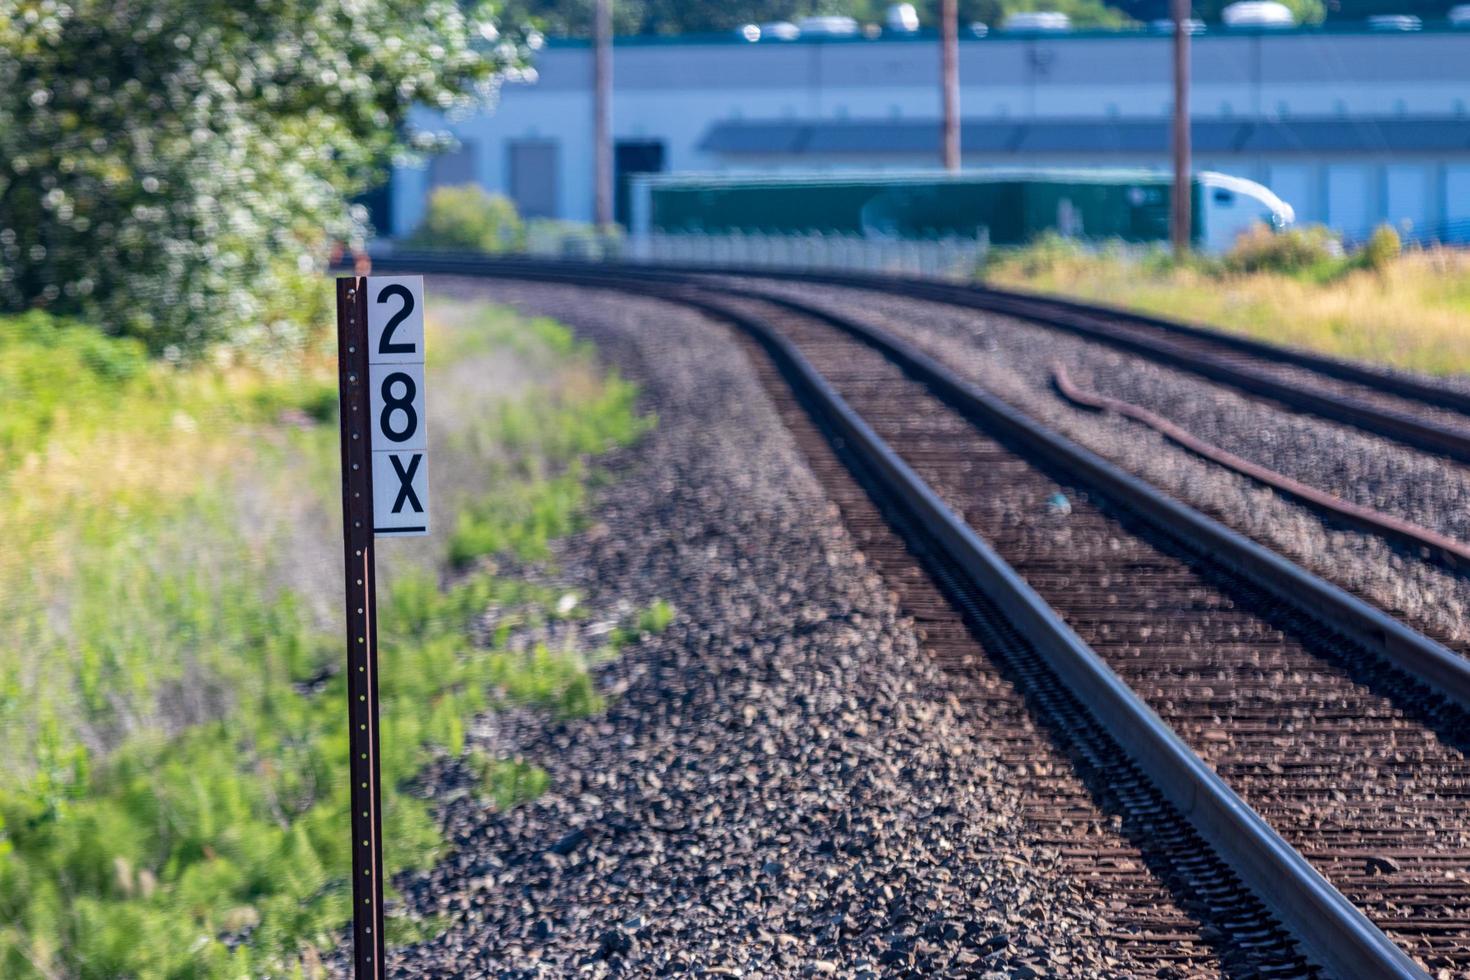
<box><xmin>1223</xmin><ymin>223</ymin><xmax>1344</xmax><ymax>278</ymax></box>
<box><xmin>976</xmin><ymin>231</ymin><xmax>1088</xmax><ymax>278</ymax></box>
<box><xmin>0</xmin><ymin>2</ymin><xmax>520</xmax><ymax>357</ymax></box>
<box><xmin>1357</xmin><ymin>224</ymin><xmax>1403</xmax><ymax>273</ymax></box>
<box><xmin>0</xmin><ymin>302</ymin><xmax>648</xmax><ymax>976</ymax></box>
<box><xmin>0</xmin><ymin>312</ymin><xmax>149</xmax><ymax>460</ymax></box>
<box><xmin>406</xmin><ymin>186</ymin><xmax>525</xmax><ymax>254</ymax></box>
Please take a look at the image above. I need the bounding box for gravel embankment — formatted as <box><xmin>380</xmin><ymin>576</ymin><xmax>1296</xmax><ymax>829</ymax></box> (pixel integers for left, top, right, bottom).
<box><xmin>372</xmin><ymin>279</ymin><xmax>1190</xmax><ymax>977</ymax></box>
<box><xmin>736</xmin><ymin>279</ymin><xmax>1470</xmax><ymax>649</ymax></box>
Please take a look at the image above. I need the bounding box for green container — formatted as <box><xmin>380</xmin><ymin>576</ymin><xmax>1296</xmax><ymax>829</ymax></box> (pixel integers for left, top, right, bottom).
<box><xmin>645</xmin><ymin>170</ymin><xmax>1205</xmax><ymax>246</ymax></box>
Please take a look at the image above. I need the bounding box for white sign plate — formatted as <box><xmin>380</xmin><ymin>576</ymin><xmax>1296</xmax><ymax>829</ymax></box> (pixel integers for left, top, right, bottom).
<box><xmin>369</xmin><ymin>363</ymin><xmax>427</xmax><ymax>452</ymax></box>
<box><xmin>365</xmin><ymin>276</ymin><xmax>426</xmax><ymax>365</ymax></box>
<box><xmin>372</xmin><ymin>450</ymin><xmax>429</xmax><ymax>535</ymax></box>
<box><xmin>365</xmin><ymin>276</ymin><xmax>429</xmax><ymax>537</ymax></box>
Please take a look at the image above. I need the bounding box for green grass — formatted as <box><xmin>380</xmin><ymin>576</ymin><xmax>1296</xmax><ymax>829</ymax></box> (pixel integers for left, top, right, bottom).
<box><xmin>468</xmin><ymin>754</ymin><xmax>551</xmax><ymax>811</ymax></box>
<box><xmin>446</xmin><ymin>322</ymin><xmax>655</xmax><ymax>570</ymax></box>
<box><xmin>0</xmin><ymin>303</ymin><xmax>654</xmax><ymax>977</ymax></box>
<box><xmin>637</xmin><ymin>598</ymin><xmax>676</xmax><ymax>635</ymax></box>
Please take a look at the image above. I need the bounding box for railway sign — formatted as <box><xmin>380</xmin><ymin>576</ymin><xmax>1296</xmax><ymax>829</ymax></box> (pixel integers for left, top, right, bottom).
<box><xmin>334</xmin><ymin>273</ymin><xmax>432</xmax><ymax>980</ymax></box>
<box><xmin>365</xmin><ymin>276</ymin><xmax>429</xmax><ymax>536</ymax></box>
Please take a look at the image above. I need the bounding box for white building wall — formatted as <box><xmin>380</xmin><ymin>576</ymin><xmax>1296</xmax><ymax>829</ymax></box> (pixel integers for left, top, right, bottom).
<box><xmin>389</xmin><ymin>29</ymin><xmax>1470</xmax><ymax>240</ymax></box>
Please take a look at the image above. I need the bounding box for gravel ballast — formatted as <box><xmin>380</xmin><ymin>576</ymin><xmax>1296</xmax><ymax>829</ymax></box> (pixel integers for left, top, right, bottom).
<box><xmin>734</xmin><ymin>279</ymin><xmax>1470</xmax><ymax>651</ymax></box>
<box><xmin>367</xmin><ymin>279</ymin><xmax>1223</xmax><ymax>977</ymax></box>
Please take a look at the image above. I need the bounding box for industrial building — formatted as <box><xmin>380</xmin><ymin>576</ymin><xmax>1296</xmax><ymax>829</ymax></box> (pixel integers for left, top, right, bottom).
<box><xmin>387</xmin><ymin>23</ymin><xmax>1470</xmax><ymax>244</ymax></box>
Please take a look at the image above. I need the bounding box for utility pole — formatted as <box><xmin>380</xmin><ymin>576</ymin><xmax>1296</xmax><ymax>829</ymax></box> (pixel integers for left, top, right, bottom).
<box><xmin>1171</xmin><ymin>0</ymin><xmax>1192</xmax><ymax>254</ymax></box>
<box><xmin>941</xmin><ymin>0</ymin><xmax>960</xmax><ymax>171</ymax></box>
<box><xmin>593</xmin><ymin>0</ymin><xmax>613</xmax><ymax>227</ymax></box>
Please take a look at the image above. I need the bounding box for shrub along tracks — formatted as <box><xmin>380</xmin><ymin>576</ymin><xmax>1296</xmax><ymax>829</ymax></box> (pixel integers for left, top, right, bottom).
<box><xmin>376</xmin><ymin>260</ymin><xmax>1470</xmax><ymax>977</ymax></box>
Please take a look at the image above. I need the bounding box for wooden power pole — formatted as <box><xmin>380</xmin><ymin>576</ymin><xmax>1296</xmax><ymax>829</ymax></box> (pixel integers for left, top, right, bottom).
<box><xmin>593</xmin><ymin>0</ymin><xmax>613</xmax><ymax>227</ymax></box>
<box><xmin>941</xmin><ymin>0</ymin><xmax>960</xmax><ymax>171</ymax></box>
<box><xmin>1171</xmin><ymin>0</ymin><xmax>1192</xmax><ymax>253</ymax></box>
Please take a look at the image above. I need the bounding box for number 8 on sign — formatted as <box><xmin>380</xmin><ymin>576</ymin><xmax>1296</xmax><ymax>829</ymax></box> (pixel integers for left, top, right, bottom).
<box><xmin>365</xmin><ymin>276</ymin><xmax>429</xmax><ymax>536</ymax></box>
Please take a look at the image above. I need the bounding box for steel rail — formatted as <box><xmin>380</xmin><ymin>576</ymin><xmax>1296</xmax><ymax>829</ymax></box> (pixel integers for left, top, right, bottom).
<box><xmin>384</xmin><ymin>254</ymin><xmax>1470</xmax><ymax>711</ymax></box>
<box><xmin>977</xmin><ymin>279</ymin><xmax>1470</xmax><ymax>417</ymax></box>
<box><xmin>1052</xmin><ymin>362</ymin><xmax>1470</xmax><ymax>571</ymax></box>
<box><xmin>602</xmin><ymin>258</ymin><xmax>1470</xmax><ymax>420</ymax></box>
<box><xmin>741</xmin><ymin>286</ymin><xmax>1470</xmax><ymax>714</ymax></box>
<box><xmin>742</xmin><ymin>266</ymin><xmax>1470</xmax><ymax>417</ymax></box>
<box><xmin>411</xmin><ymin>254</ymin><xmax>1470</xmax><ymax>464</ymax></box>
<box><xmin>379</xmin><ymin>255</ymin><xmax>1431</xmax><ymax>977</ymax></box>
<box><xmin>709</xmin><ymin>295</ymin><xmax>1426</xmax><ymax>980</ymax></box>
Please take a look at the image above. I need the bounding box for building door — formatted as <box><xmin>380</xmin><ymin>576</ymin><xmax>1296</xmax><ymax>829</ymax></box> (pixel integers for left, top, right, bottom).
<box><xmin>508</xmin><ymin>140</ymin><xmax>559</xmax><ymax>219</ymax></box>
<box><xmin>615</xmin><ymin>140</ymin><xmax>666</xmax><ymax>228</ymax></box>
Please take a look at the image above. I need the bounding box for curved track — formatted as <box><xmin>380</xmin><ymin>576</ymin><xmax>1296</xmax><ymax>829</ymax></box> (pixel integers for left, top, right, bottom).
<box><xmin>394</xmin><ymin>255</ymin><xmax>1470</xmax><ymax>453</ymax></box>
<box><xmin>379</xmin><ymin>258</ymin><xmax>1470</xmax><ymax>977</ymax></box>
<box><xmin>697</xmin><ymin>266</ymin><xmax>1470</xmax><ymax>467</ymax></box>
<box><xmin>729</xmin><ymin>292</ymin><xmax>1470</xmax><ymax>979</ymax></box>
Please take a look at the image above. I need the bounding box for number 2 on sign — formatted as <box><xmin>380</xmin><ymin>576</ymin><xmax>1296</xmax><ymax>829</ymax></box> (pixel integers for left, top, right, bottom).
<box><xmin>365</xmin><ymin>276</ymin><xmax>429</xmax><ymax>536</ymax></box>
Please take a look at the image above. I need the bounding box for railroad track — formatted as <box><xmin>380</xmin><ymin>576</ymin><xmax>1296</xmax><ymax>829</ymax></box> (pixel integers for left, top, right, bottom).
<box><xmin>379</xmin><ymin>257</ymin><xmax>1470</xmax><ymax>977</ymax></box>
<box><xmin>692</xmin><ymin>265</ymin><xmax>1470</xmax><ymax>468</ymax></box>
<box><xmin>424</xmin><ymin>256</ymin><xmax>1470</xmax><ymax>467</ymax></box>
<box><xmin>391</xmin><ymin>252</ymin><xmax>1470</xmax><ymax>467</ymax></box>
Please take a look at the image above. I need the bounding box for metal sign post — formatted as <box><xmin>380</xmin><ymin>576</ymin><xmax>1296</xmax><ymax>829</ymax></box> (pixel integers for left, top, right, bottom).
<box><xmin>336</xmin><ymin>274</ymin><xmax>429</xmax><ymax>979</ymax></box>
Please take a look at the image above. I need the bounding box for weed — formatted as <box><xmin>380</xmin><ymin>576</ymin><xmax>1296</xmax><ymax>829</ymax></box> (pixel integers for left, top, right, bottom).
<box><xmin>638</xmin><ymin>598</ymin><xmax>675</xmax><ymax>635</ymax></box>
<box><xmin>1356</xmin><ymin>224</ymin><xmax>1403</xmax><ymax>274</ymax></box>
<box><xmin>1222</xmin><ymin>223</ymin><xmax>1346</xmax><ymax>280</ymax></box>
<box><xmin>607</xmin><ymin>599</ymin><xmax>678</xmax><ymax>651</ymax></box>
<box><xmin>0</xmin><ymin>298</ymin><xmax>652</xmax><ymax>977</ymax></box>
<box><xmin>468</xmin><ymin>754</ymin><xmax>551</xmax><ymax>811</ymax></box>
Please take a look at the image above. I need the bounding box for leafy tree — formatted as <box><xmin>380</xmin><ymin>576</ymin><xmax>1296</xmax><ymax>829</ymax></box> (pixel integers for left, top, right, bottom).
<box><xmin>958</xmin><ymin>0</ymin><xmax>1134</xmax><ymax>27</ymax></box>
<box><xmin>499</xmin><ymin>0</ymin><xmax>838</xmax><ymax>35</ymax></box>
<box><xmin>502</xmin><ymin>0</ymin><xmax>1455</xmax><ymax>35</ymax></box>
<box><xmin>502</xmin><ymin>0</ymin><xmax>1132</xmax><ymax>34</ymax></box>
<box><xmin>1321</xmin><ymin>0</ymin><xmax>1455</xmax><ymax>18</ymax></box>
<box><xmin>0</xmin><ymin>0</ymin><xmax>519</xmax><ymax>355</ymax></box>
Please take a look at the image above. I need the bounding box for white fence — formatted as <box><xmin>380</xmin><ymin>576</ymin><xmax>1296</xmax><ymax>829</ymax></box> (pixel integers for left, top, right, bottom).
<box><xmin>381</xmin><ymin>226</ymin><xmax>993</xmax><ymax>277</ymax></box>
<box><xmin>623</xmin><ymin>231</ymin><xmax>988</xmax><ymax>279</ymax></box>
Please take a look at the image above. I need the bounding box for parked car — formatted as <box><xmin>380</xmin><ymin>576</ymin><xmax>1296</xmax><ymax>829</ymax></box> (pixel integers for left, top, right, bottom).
<box><xmin>757</xmin><ymin>20</ymin><xmax>800</xmax><ymax>41</ymax></box>
<box><xmin>1222</xmin><ymin>1</ymin><xmax>1295</xmax><ymax>28</ymax></box>
<box><xmin>1150</xmin><ymin>17</ymin><xmax>1205</xmax><ymax>33</ymax></box>
<box><xmin>1368</xmin><ymin>14</ymin><xmax>1421</xmax><ymax>31</ymax></box>
<box><xmin>795</xmin><ymin>15</ymin><xmax>859</xmax><ymax>37</ymax></box>
<box><xmin>885</xmin><ymin>3</ymin><xmax>920</xmax><ymax>33</ymax></box>
<box><xmin>1001</xmin><ymin>11</ymin><xmax>1071</xmax><ymax>32</ymax></box>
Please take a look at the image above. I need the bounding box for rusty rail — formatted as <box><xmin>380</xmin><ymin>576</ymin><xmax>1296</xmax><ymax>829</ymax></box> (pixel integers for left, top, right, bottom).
<box><xmin>1051</xmin><ymin>363</ymin><xmax>1470</xmax><ymax>571</ymax></box>
<box><xmin>370</xmin><ymin>255</ymin><xmax>1442</xmax><ymax>978</ymax></box>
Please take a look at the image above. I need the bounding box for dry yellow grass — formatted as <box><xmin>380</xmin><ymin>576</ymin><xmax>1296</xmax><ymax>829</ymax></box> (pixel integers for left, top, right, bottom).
<box><xmin>983</xmin><ymin>246</ymin><xmax>1470</xmax><ymax>378</ymax></box>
